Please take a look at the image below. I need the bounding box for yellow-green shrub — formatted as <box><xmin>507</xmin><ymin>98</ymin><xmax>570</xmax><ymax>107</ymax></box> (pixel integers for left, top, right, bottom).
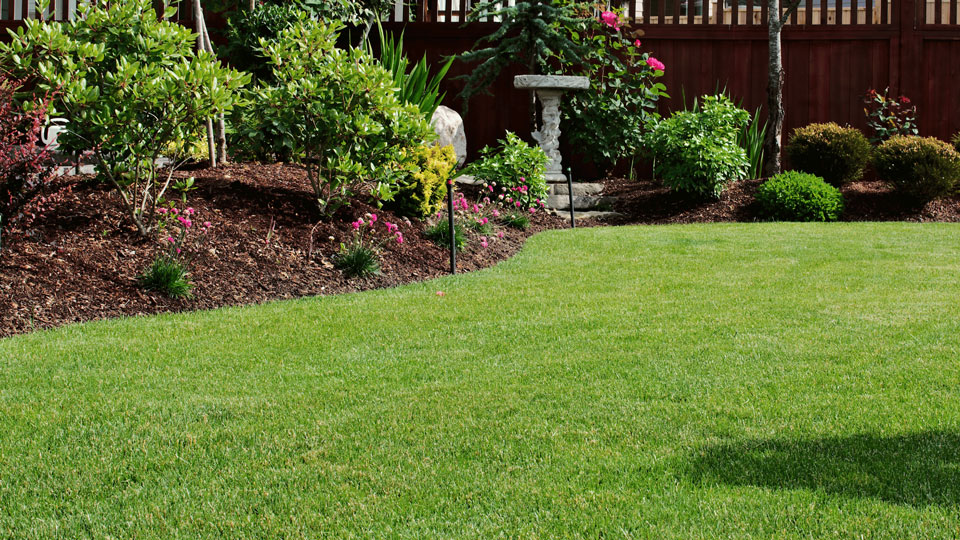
<box><xmin>786</xmin><ymin>123</ymin><xmax>872</xmax><ymax>186</ymax></box>
<box><xmin>873</xmin><ymin>135</ymin><xmax>960</xmax><ymax>202</ymax></box>
<box><xmin>387</xmin><ymin>144</ymin><xmax>457</xmax><ymax>219</ymax></box>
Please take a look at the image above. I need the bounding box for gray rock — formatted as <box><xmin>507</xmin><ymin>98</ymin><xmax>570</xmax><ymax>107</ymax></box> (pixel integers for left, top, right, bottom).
<box><xmin>430</xmin><ymin>105</ymin><xmax>467</xmax><ymax>166</ymax></box>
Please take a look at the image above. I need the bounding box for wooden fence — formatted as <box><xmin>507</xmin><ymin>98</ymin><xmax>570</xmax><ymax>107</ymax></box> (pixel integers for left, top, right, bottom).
<box><xmin>2</xmin><ymin>1</ymin><xmax>957</xmax><ymax>173</ymax></box>
<box><xmin>384</xmin><ymin>0</ymin><xmax>960</xmax><ymax>174</ymax></box>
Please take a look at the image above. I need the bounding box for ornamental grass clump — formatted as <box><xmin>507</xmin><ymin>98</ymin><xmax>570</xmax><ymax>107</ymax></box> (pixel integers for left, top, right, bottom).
<box><xmin>755</xmin><ymin>171</ymin><xmax>844</xmax><ymax>222</ymax></box>
<box><xmin>334</xmin><ymin>213</ymin><xmax>403</xmax><ymax>278</ymax></box>
<box><xmin>139</xmin><ymin>205</ymin><xmax>213</xmax><ymax>299</ymax></box>
<box><xmin>873</xmin><ymin>136</ymin><xmax>960</xmax><ymax>203</ymax></box>
<box><xmin>786</xmin><ymin>123</ymin><xmax>872</xmax><ymax>187</ymax></box>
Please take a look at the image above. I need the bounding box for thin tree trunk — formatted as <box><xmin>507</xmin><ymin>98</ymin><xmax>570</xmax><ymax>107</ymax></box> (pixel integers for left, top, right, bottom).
<box><xmin>194</xmin><ymin>0</ymin><xmax>218</xmax><ymax>168</ymax></box>
<box><xmin>247</xmin><ymin>0</ymin><xmax>256</xmax><ymax>11</ymax></box>
<box><xmin>763</xmin><ymin>4</ymin><xmax>784</xmax><ymax>178</ymax></box>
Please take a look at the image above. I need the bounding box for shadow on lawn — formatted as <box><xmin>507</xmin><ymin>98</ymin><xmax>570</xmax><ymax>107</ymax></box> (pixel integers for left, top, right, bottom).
<box><xmin>688</xmin><ymin>430</ymin><xmax>960</xmax><ymax>507</ymax></box>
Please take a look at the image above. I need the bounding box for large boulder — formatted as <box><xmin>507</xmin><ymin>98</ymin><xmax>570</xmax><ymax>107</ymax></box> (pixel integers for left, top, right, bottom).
<box><xmin>430</xmin><ymin>105</ymin><xmax>467</xmax><ymax>166</ymax></box>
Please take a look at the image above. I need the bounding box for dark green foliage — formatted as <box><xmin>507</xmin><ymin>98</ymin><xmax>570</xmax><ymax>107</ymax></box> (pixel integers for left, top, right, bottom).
<box><xmin>500</xmin><ymin>212</ymin><xmax>530</xmax><ymax>230</ymax></box>
<box><xmin>386</xmin><ymin>145</ymin><xmax>457</xmax><ymax>220</ymax></box>
<box><xmin>755</xmin><ymin>171</ymin><xmax>844</xmax><ymax>222</ymax></box>
<box><xmin>138</xmin><ymin>255</ymin><xmax>194</xmax><ymax>299</ymax></box>
<box><xmin>372</xmin><ymin>22</ymin><xmax>454</xmax><ymax>119</ymax></box>
<box><xmin>873</xmin><ymin>135</ymin><xmax>960</xmax><ymax>203</ymax></box>
<box><xmin>221</xmin><ymin>3</ymin><xmax>303</xmax><ymax>83</ymax></box>
<box><xmin>425</xmin><ymin>218</ymin><xmax>467</xmax><ymax>251</ymax></box>
<box><xmin>644</xmin><ymin>95</ymin><xmax>749</xmax><ymax>198</ymax></box>
<box><xmin>786</xmin><ymin>123</ymin><xmax>872</xmax><ymax>187</ymax></box>
<box><xmin>457</xmin><ymin>0</ymin><xmax>589</xmax><ymax>106</ymax></box>
<box><xmin>738</xmin><ymin>106</ymin><xmax>768</xmax><ymax>180</ymax></box>
<box><xmin>951</xmin><ymin>131</ymin><xmax>960</xmax><ymax>153</ymax></box>
<box><xmin>334</xmin><ymin>243</ymin><xmax>380</xmax><ymax>278</ymax></box>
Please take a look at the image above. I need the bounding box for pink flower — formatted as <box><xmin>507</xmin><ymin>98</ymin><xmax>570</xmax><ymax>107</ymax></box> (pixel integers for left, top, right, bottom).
<box><xmin>184</xmin><ymin>220</ymin><xmax>192</xmax><ymax>228</ymax></box>
<box><xmin>166</xmin><ymin>236</ymin><xmax>175</xmax><ymax>243</ymax></box>
<box><xmin>646</xmin><ymin>57</ymin><xmax>665</xmax><ymax>71</ymax></box>
<box><xmin>436</xmin><ymin>291</ymin><xmax>445</xmax><ymax>296</ymax></box>
<box><xmin>352</xmin><ymin>221</ymin><xmax>361</xmax><ymax>230</ymax></box>
<box><xmin>396</xmin><ymin>234</ymin><xmax>404</xmax><ymax>244</ymax></box>
<box><xmin>493</xmin><ymin>209</ymin><xmax>500</xmax><ymax>218</ymax></box>
<box><xmin>176</xmin><ymin>248</ymin><xmax>181</xmax><ymax>254</ymax></box>
<box><xmin>480</xmin><ymin>236</ymin><xmax>486</xmax><ymax>242</ymax></box>
<box><xmin>600</xmin><ymin>10</ymin><xmax>620</xmax><ymax>30</ymax></box>
<box><xmin>357</xmin><ymin>218</ymin><xmax>364</xmax><ymax>225</ymax></box>
<box><xmin>171</xmin><ymin>208</ymin><xmax>179</xmax><ymax>215</ymax></box>
<box><xmin>157</xmin><ymin>208</ymin><xmax>168</xmax><ymax>214</ymax></box>
<box><xmin>634</xmin><ymin>39</ymin><xmax>642</xmax><ymax>48</ymax></box>
<box><xmin>481</xmin><ymin>241</ymin><xmax>488</xmax><ymax>248</ymax></box>
<box><xmin>203</xmin><ymin>221</ymin><xmax>211</xmax><ymax>228</ymax></box>
<box><xmin>481</xmin><ymin>217</ymin><xmax>488</xmax><ymax>225</ymax></box>
<box><xmin>498</xmin><ymin>194</ymin><xmax>504</xmax><ymax>200</ymax></box>
<box><xmin>369</xmin><ymin>213</ymin><xmax>378</xmax><ymax>223</ymax></box>
<box><xmin>488</xmin><ymin>185</ymin><xmax>494</xmax><ymax>192</ymax></box>
<box><xmin>529</xmin><ymin>207</ymin><xmax>536</xmax><ymax>214</ymax></box>
<box><xmin>185</xmin><ymin>207</ymin><xmax>195</xmax><ymax>215</ymax></box>
<box><xmin>515</xmin><ymin>201</ymin><xmax>521</xmax><ymax>208</ymax></box>
<box><xmin>498</xmin><ymin>231</ymin><xmax>504</xmax><ymax>238</ymax></box>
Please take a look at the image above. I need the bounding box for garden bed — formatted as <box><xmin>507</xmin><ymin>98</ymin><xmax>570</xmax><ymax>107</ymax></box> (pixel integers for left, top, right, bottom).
<box><xmin>0</xmin><ymin>163</ymin><xmax>567</xmax><ymax>338</ymax></box>
<box><xmin>603</xmin><ymin>178</ymin><xmax>960</xmax><ymax>224</ymax></box>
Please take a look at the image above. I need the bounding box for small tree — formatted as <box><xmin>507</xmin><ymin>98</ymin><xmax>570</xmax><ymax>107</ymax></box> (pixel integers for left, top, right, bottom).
<box><xmin>255</xmin><ymin>19</ymin><xmax>432</xmax><ymax>217</ymax></box>
<box><xmin>457</xmin><ymin>0</ymin><xmax>589</xmax><ymax>129</ymax></box>
<box><xmin>0</xmin><ymin>0</ymin><xmax>249</xmax><ymax>236</ymax></box>
<box><xmin>762</xmin><ymin>0</ymin><xmax>803</xmax><ymax>177</ymax></box>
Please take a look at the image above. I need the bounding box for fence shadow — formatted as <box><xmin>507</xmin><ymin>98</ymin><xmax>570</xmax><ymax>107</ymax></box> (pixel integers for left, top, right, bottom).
<box><xmin>688</xmin><ymin>430</ymin><xmax>960</xmax><ymax>508</ymax></box>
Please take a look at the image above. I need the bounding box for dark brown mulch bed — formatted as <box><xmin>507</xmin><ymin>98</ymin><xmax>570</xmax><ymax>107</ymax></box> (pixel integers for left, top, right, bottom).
<box><xmin>0</xmin><ymin>163</ymin><xmax>566</xmax><ymax>338</ymax></box>
<box><xmin>602</xmin><ymin>178</ymin><xmax>960</xmax><ymax>224</ymax></box>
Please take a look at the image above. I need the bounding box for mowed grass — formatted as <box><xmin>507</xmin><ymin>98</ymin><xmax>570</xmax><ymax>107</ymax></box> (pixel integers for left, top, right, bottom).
<box><xmin>2</xmin><ymin>223</ymin><xmax>960</xmax><ymax>539</ymax></box>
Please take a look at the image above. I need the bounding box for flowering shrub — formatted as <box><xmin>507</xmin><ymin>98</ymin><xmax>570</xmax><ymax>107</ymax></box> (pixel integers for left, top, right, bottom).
<box><xmin>386</xmin><ymin>144</ymin><xmax>458</xmax><ymax>220</ymax></box>
<box><xmin>334</xmin><ymin>213</ymin><xmax>403</xmax><ymax>278</ymax></box>
<box><xmin>873</xmin><ymin>136</ymin><xmax>960</xmax><ymax>203</ymax></box>
<box><xmin>252</xmin><ymin>19</ymin><xmax>432</xmax><ymax>217</ymax></box>
<box><xmin>863</xmin><ymin>88</ymin><xmax>918</xmax><ymax>143</ymax></box>
<box><xmin>465</xmin><ymin>132</ymin><xmax>549</xmax><ymax>210</ymax></box>
<box><xmin>644</xmin><ymin>95</ymin><xmax>749</xmax><ymax>198</ymax></box>
<box><xmin>755</xmin><ymin>171</ymin><xmax>844</xmax><ymax>222</ymax></box>
<box><xmin>0</xmin><ymin>0</ymin><xmax>249</xmax><ymax>236</ymax></box>
<box><xmin>426</xmin><ymin>191</ymin><xmax>507</xmax><ymax>250</ymax></box>
<box><xmin>786</xmin><ymin>123</ymin><xmax>872</xmax><ymax>187</ymax></box>
<box><xmin>554</xmin><ymin>6</ymin><xmax>668</xmax><ymax>170</ymax></box>
<box><xmin>0</xmin><ymin>75</ymin><xmax>56</xmax><ymax>247</ymax></box>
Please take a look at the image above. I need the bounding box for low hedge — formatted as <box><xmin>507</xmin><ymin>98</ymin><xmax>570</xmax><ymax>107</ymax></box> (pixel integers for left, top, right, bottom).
<box><xmin>755</xmin><ymin>171</ymin><xmax>844</xmax><ymax>222</ymax></box>
<box><xmin>873</xmin><ymin>135</ymin><xmax>960</xmax><ymax>202</ymax></box>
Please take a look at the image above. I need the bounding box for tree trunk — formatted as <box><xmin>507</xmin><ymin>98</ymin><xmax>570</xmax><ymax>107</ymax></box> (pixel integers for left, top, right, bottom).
<box><xmin>763</xmin><ymin>5</ymin><xmax>784</xmax><ymax>178</ymax></box>
<box><xmin>247</xmin><ymin>0</ymin><xmax>256</xmax><ymax>10</ymax></box>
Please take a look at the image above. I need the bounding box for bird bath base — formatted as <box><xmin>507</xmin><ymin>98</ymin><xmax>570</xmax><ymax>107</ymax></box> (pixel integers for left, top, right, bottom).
<box><xmin>514</xmin><ymin>75</ymin><xmax>589</xmax><ymax>183</ymax></box>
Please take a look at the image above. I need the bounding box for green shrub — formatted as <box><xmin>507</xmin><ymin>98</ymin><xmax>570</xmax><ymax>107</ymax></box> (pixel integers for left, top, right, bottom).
<box><xmin>786</xmin><ymin>123</ymin><xmax>872</xmax><ymax>187</ymax></box>
<box><xmin>644</xmin><ymin>95</ymin><xmax>749</xmax><ymax>198</ymax></box>
<box><xmin>755</xmin><ymin>171</ymin><xmax>844</xmax><ymax>222</ymax></box>
<box><xmin>466</xmin><ymin>132</ymin><xmax>549</xmax><ymax>210</ymax></box>
<box><xmin>385</xmin><ymin>145</ymin><xmax>457</xmax><ymax>220</ymax></box>
<box><xmin>253</xmin><ymin>19</ymin><xmax>433</xmax><ymax>216</ymax></box>
<box><xmin>138</xmin><ymin>255</ymin><xmax>194</xmax><ymax>299</ymax></box>
<box><xmin>873</xmin><ymin>135</ymin><xmax>960</xmax><ymax>202</ymax></box>
<box><xmin>222</xmin><ymin>3</ymin><xmax>303</xmax><ymax>83</ymax></box>
<box><xmin>951</xmin><ymin>131</ymin><xmax>960</xmax><ymax>153</ymax></box>
<box><xmin>425</xmin><ymin>218</ymin><xmax>466</xmax><ymax>251</ymax></box>
<box><xmin>0</xmin><ymin>0</ymin><xmax>248</xmax><ymax>236</ymax></box>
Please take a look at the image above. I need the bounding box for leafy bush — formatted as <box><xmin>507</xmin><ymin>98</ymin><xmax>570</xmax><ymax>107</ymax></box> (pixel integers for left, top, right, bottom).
<box><xmin>556</xmin><ymin>7</ymin><xmax>668</xmax><ymax>170</ymax></box>
<box><xmin>253</xmin><ymin>19</ymin><xmax>432</xmax><ymax>216</ymax></box>
<box><xmin>0</xmin><ymin>0</ymin><xmax>248</xmax><ymax>236</ymax></box>
<box><xmin>786</xmin><ymin>123</ymin><xmax>872</xmax><ymax>187</ymax></box>
<box><xmin>873</xmin><ymin>136</ymin><xmax>960</xmax><ymax>202</ymax></box>
<box><xmin>755</xmin><ymin>171</ymin><xmax>844</xmax><ymax>222</ymax></box>
<box><xmin>644</xmin><ymin>95</ymin><xmax>749</xmax><ymax>198</ymax></box>
<box><xmin>466</xmin><ymin>132</ymin><xmax>549</xmax><ymax>210</ymax></box>
<box><xmin>386</xmin><ymin>145</ymin><xmax>457</xmax><ymax>220</ymax></box>
<box><xmin>372</xmin><ymin>22</ymin><xmax>454</xmax><ymax>119</ymax></box>
<box><xmin>952</xmin><ymin>131</ymin><xmax>960</xmax><ymax>153</ymax></box>
<box><xmin>0</xmin><ymin>75</ymin><xmax>56</xmax><ymax>244</ymax></box>
<box><xmin>863</xmin><ymin>88</ymin><xmax>918</xmax><ymax>143</ymax></box>
<box><xmin>222</xmin><ymin>3</ymin><xmax>303</xmax><ymax>83</ymax></box>
<box><xmin>138</xmin><ymin>255</ymin><xmax>194</xmax><ymax>298</ymax></box>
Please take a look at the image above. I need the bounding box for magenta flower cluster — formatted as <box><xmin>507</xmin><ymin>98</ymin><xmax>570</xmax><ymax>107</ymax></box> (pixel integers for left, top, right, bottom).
<box><xmin>155</xmin><ymin>205</ymin><xmax>212</xmax><ymax>258</ymax></box>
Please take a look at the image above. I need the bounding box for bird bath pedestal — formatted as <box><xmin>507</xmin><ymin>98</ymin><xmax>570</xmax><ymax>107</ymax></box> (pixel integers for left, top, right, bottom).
<box><xmin>513</xmin><ymin>75</ymin><xmax>589</xmax><ymax>184</ymax></box>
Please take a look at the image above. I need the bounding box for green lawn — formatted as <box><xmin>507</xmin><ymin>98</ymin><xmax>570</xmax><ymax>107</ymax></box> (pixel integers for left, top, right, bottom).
<box><xmin>2</xmin><ymin>223</ymin><xmax>960</xmax><ymax>539</ymax></box>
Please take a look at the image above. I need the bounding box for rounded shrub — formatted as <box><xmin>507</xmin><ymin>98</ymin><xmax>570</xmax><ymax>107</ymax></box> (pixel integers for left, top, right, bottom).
<box><xmin>386</xmin><ymin>144</ymin><xmax>458</xmax><ymax>220</ymax></box>
<box><xmin>786</xmin><ymin>123</ymin><xmax>872</xmax><ymax>186</ymax></box>
<box><xmin>873</xmin><ymin>135</ymin><xmax>960</xmax><ymax>202</ymax></box>
<box><xmin>755</xmin><ymin>171</ymin><xmax>844</xmax><ymax>222</ymax></box>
